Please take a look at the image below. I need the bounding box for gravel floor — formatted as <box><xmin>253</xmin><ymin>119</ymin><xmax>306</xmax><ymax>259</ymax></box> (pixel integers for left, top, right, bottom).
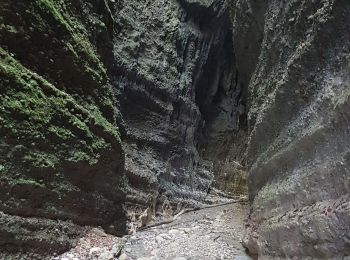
<box><xmin>56</xmin><ymin>202</ymin><xmax>251</xmax><ymax>260</ymax></box>
<box><xmin>122</xmin><ymin>203</ymin><xmax>251</xmax><ymax>260</ymax></box>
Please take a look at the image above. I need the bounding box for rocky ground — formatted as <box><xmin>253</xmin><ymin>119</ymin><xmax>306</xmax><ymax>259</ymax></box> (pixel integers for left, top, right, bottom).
<box><xmin>56</xmin><ymin>200</ymin><xmax>251</xmax><ymax>260</ymax></box>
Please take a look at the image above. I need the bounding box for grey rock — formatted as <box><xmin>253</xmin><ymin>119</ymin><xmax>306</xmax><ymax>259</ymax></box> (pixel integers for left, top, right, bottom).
<box><xmin>113</xmin><ymin>0</ymin><xmax>240</xmax><ymax>208</ymax></box>
<box><xmin>155</xmin><ymin>235</ymin><xmax>165</xmax><ymax>244</ymax></box>
<box><xmin>234</xmin><ymin>256</ymin><xmax>251</xmax><ymax>260</ymax></box>
<box><xmin>89</xmin><ymin>247</ymin><xmax>101</xmax><ymax>256</ymax></box>
<box><xmin>119</xmin><ymin>253</ymin><xmax>129</xmax><ymax>260</ymax></box>
<box><xmin>234</xmin><ymin>0</ymin><xmax>350</xmax><ymax>258</ymax></box>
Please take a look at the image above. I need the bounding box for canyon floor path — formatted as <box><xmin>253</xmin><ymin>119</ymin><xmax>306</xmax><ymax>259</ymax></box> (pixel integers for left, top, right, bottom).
<box><xmin>57</xmin><ymin>202</ymin><xmax>251</xmax><ymax>260</ymax></box>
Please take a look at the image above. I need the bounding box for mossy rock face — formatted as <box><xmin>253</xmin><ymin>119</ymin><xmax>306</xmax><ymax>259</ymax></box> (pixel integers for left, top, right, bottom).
<box><xmin>0</xmin><ymin>0</ymin><xmax>126</xmax><ymax>254</ymax></box>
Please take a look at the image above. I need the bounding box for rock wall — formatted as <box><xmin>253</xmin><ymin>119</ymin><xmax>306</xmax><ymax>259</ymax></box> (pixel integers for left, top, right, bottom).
<box><xmin>111</xmin><ymin>0</ymin><xmax>247</xmax><ymax>207</ymax></box>
<box><xmin>230</xmin><ymin>0</ymin><xmax>350</xmax><ymax>258</ymax></box>
<box><xmin>0</xmin><ymin>0</ymin><xmax>126</xmax><ymax>255</ymax></box>
<box><xmin>0</xmin><ymin>0</ymin><xmax>248</xmax><ymax>255</ymax></box>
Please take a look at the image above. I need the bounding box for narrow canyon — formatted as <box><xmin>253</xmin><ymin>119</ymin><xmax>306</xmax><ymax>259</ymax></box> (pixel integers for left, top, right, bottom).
<box><xmin>0</xmin><ymin>0</ymin><xmax>349</xmax><ymax>259</ymax></box>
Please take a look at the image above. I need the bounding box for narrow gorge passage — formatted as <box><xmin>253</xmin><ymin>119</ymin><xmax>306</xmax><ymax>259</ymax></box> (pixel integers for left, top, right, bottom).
<box><xmin>57</xmin><ymin>199</ymin><xmax>250</xmax><ymax>260</ymax></box>
<box><xmin>1</xmin><ymin>0</ymin><xmax>350</xmax><ymax>259</ymax></box>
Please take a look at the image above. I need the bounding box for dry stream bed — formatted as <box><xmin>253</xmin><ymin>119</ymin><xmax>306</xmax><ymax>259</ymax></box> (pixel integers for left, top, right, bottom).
<box><xmin>56</xmin><ymin>201</ymin><xmax>251</xmax><ymax>260</ymax></box>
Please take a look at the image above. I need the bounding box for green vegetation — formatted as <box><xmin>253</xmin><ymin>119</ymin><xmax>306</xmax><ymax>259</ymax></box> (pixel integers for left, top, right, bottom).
<box><xmin>33</xmin><ymin>0</ymin><xmax>107</xmax><ymax>83</ymax></box>
<box><xmin>0</xmin><ymin>0</ymin><xmax>126</xmax><ymax>244</ymax></box>
<box><xmin>13</xmin><ymin>178</ymin><xmax>45</xmax><ymax>188</ymax></box>
<box><xmin>0</xmin><ymin>0</ymin><xmax>123</xmax><ymax>201</ymax></box>
<box><xmin>0</xmin><ymin>47</ymin><xmax>121</xmax><ymax>173</ymax></box>
<box><xmin>48</xmin><ymin>126</ymin><xmax>74</xmax><ymax>140</ymax></box>
<box><xmin>23</xmin><ymin>152</ymin><xmax>59</xmax><ymax>169</ymax></box>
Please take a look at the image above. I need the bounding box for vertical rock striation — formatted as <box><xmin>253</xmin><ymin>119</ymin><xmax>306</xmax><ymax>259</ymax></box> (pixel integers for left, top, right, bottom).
<box><xmin>111</xmin><ymin>0</ymin><xmax>247</xmax><ymax>207</ymax></box>
<box><xmin>229</xmin><ymin>0</ymin><xmax>350</xmax><ymax>258</ymax></box>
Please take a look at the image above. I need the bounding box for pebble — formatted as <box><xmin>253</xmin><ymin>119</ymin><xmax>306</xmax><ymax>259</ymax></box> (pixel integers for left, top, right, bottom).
<box><xmin>151</xmin><ymin>249</ymin><xmax>159</xmax><ymax>256</ymax></box>
<box><xmin>89</xmin><ymin>247</ymin><xmax>101</xmax><ymax>255</ymax></box>
<box><xmin>234</xmin><ymin>256</ymin><xmax>251</xmax><ymax>260</ymax></box>
<box><xmin>161</xmin><ymin>234</ymin><xmax>172</xmax><ymax>240</ymax></box>
<box><xmin>91</xmin><ymin>228</ymin><xmax>107</xmax><ymax>237</ymax></box>
<box><xmin>168</xmin><ymin>229</ymin><xmax>181</xmax><ymax>235</ymax></box>
<box><xmin>181</xmin><ymin>228</ymin><xmax>191</xmax><ymax>233</ymax></box>
<box><xmin>119</xmin><ymin>253</ymin><xmax>129</xmax><ymax>260</ymax></box>
<box><xmin>98</xmin><ymin>251</ymin><xmax>113</xmax><ymax>260</ymax></box>
<box><xmin>173</xmin><ymin>257</ymin><xmax>187</xmax><ymax>260</ymax></box>
<box><xmin>111</xmin><ymin>244</ymin><xmax>123</xmax><ymax>256</ymax></box>
<box><xmin>156</xmin><ymin>235</ymin><xmax>165</xmax><ymax>244</ymax></box>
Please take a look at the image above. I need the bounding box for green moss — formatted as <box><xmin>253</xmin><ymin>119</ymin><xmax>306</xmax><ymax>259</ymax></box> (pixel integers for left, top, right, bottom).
<box><xmin>0</xmin><ymin>47</ymin><xmax>121</xmax><ymax>173</ymax></box>
<box><xmin>0</xmin><ymin>24</ymin><xmax>18</xmax><ymax>34</ymax></box>
<box><xmin>13</xmin><ymin>178</ymin><xmax>45</xmax><ymax>188</ymax></box>
<box><xmin>91</xmin><ymin>139</ymin><xmax>110</xmax><ymax>150</ymax></box>
<box><xmin>23</xmin><ymin>152</ymin><xmax>59</xmax><ymax>169</ymax></box>
<box><xmin>68</xmin><ymin>151</ymin><xmax>98</xmax><ymax>165</ymax></box>
<box><xmin>69</xmin><ymin>115</ymin><xmax>92</xmax><ymax>136</ymax></box>
<box><xmin>0</xmin><ymin>0</ymin><xmax>126</xmax><ymax>237</ymax></box>
<box><xmin>88</xmin><ymin>105</ymin><xmax>121</xmax><ymax>142</ymax></box>
<box><xmin>26</xmin><ymin>0</ymin><xmax>108</xmax><ymax>90</ymax></box>
<box><xmin>35</xmin><ymin>0</ymin><xmax>69</xmax><ymax>27</ymax></box>
<box><xmin>48</xmin><ymin>126</ymin><xmax>74</xmax><ymax>140</ymax></box>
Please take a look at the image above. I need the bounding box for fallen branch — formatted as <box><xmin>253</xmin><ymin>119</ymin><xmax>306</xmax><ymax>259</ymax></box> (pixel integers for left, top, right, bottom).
<box><xmin>210</xmin><ymin>188</ymin><xmax>244</xmax><ymax>200</ymax></box>
<box><xmin>138</xmin><ymin>208</ymin><xmax>189</xmax><ymax>231</ymax></box>
<box><xmin>196</xmin><ymin>199</ymin><xmax>248</xmax><ymax>211</ymax></box>
<box><xmin>213</xmin><ymin>235</ymin><xmax>221</xmax><ymax>241</ymax></box>
<box><xmin>138</xmin><ymin>198</ymin><xmax>248</xmax><ymax>231</ymax></box>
